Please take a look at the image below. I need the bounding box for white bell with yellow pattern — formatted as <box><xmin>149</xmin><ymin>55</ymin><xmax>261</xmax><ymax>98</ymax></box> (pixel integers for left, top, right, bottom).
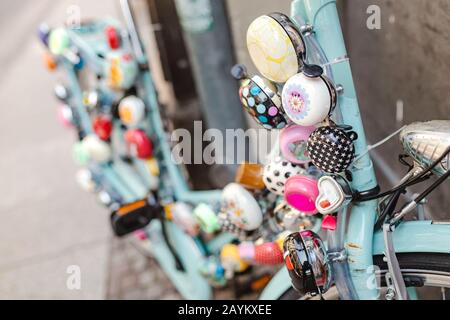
<box><xmin>221</xmin><ymin>183</ymin><xmax>263</xmax><ymax>231</ymax></box>
<box><xmin>247</xmin><ymin>13</ymin><xmax>306</xmax><ymax>83</ymax></box>
<box><xmin>118</xmin><ymin>95</ymin><xmax>146</xmax><ymax>127</ymax></box>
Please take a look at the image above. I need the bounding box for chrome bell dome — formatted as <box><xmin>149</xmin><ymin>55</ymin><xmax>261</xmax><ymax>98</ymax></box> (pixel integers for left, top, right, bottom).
<box><xmin>400</xmin><ymin>120</ymin><xmax>450</xmax><ymax>177</ymax></box>
<box><xmin>283</xmin><ymin>230</ymin><xmax>331</xmax><ymax>296</ymax></box>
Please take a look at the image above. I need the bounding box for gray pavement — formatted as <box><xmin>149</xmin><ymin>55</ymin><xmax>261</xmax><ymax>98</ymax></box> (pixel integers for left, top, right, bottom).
<box><xmin>0</xmin><ymin>0</ymin><xmax>119</xmax><ymax>300</ymax></box>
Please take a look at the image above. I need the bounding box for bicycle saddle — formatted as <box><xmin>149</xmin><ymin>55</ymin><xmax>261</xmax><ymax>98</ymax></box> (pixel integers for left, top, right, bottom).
<box><xmin>400</xmin><ymin>120</ymin><xmax>450</xmax><ymax>177</ymax></box>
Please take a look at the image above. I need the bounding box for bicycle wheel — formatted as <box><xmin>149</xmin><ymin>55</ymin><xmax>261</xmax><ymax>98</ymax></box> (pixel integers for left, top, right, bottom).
<box><xmin>278</xmin><ymin>253</ymin><xmax>450</xmax><ymax>300</ymax></box>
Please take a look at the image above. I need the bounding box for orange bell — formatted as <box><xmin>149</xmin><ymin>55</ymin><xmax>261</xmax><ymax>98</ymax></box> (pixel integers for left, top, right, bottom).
<box><xmin>235</xmin><ymin>162</ymin><xmax>265</xmax><ymax>190</ymax></box>
<box><xmin>42</xmin><ymin>51</ymin><xmax>57</xmax><ymax>71</ymax></box>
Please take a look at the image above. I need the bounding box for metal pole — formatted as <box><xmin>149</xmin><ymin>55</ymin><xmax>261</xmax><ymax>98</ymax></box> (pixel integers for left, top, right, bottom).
<box><xmin>173</xmin><ymin>0</ymin><xmax>248</xmax><ymax>181</ymax></box>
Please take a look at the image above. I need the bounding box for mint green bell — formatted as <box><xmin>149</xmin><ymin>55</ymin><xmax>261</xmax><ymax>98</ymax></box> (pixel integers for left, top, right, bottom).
<box><xmin>194</xmin><ymin>203</ymin><xmax>220</xmax><ymax>234</ymax></box>
<box><xmin>72</xmin><ymin>142</ymin><xmax>90</xmax><ymax>166</ymax></box>
<box><xmin>49</xmin><ymin>28</ymin><xmax>70</xmax><ymax>55</ymax></box>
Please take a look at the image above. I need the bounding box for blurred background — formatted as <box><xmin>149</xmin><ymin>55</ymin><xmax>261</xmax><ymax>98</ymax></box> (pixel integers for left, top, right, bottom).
<box><xmin>0</xmin><ymin>0</ymin><xmax>448</xmax><ymax>299</ymax></box>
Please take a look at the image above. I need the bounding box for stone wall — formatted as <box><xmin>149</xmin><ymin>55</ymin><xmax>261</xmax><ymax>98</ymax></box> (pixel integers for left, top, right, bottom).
<box><xmin>341</xmin><ymin>0</ymin><xmax>450</xmax><ymax>217</ymax></box>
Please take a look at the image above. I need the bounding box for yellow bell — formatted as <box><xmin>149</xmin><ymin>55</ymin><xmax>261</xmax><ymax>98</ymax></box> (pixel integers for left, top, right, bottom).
<box><xmin>275</xmin><ymin>231</ymin><xmax>291</xmax><ymax>251</ymax></box>
<box><xmin>164</xmin><ymin>204</ymin><xmax>175</xmax><ymax>220</ymax></box>
<box><xmin>220</xmin><ymin>244</ymin><xmax>248</xmax><ymax>273</ymax></box>
<box><xmin>146</xmin><ymin>158</ymin><xmax>160</xmax><ymax>176</ymax></box>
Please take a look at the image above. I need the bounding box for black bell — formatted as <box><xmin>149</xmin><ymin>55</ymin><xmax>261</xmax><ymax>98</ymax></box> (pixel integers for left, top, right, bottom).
<box><xmin>307</xmin><ymin>126</ymin><xmax>357</xmax><ymax>173</ymax></box>
<box><xmin>283</xmin><ymin>230</ymin><xmax>331</xmax><ymax>296</ymax></box>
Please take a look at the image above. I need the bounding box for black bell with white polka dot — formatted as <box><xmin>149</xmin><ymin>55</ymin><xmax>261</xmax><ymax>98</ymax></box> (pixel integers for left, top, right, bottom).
<box><xmin>307</xmin><ymin>126</ymin><xmax>357</xmax><ymax>173</ymax></box>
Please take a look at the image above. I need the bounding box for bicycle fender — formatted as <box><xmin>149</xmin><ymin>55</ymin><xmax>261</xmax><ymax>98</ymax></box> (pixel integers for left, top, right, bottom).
<box><xmin>373</xmin><ymin>220</ymin><xmax>450</xmax><ymax>255</ymax></box>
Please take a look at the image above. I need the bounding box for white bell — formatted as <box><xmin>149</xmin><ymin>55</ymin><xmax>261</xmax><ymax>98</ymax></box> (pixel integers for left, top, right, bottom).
<box><xmin>221</xmin><ymin>183</ymin><xmax>263</xmax><ymax>231</ymax></box>
<box><xmin>282</xmin><ymin>73</ymin><xmax>335</xmax><ymax>126</ymax></box>
<box><xmin>170</xmin><ymin>202</ymin><xmax>199</xmax><ymax>237</ymax></box>
<box><xmin>104</xmin><ymin>51</ymin><xmax>138</xmax><ymax>90</ymax></box>
<box><xmin>316</xmin><ymin>176</ymin><xmax>352</xmax><ymax>215</ymax></box>
<box><xmin>82</xmin><ymin>135</ymin><xmax>112</xmax><ymax>163</ymax></box>
<box><xmin>75</xmin><ymin>169</ymin><xmax>97</xmax><ymax>193</ymax></box>
<box><xmin>263</xmin><ymin>155</ymin><xmax>306</xmax><ymax>196</ymax></box>
<box><xmin>119</xmin><ymin>95</ymin><xmax>146</xmax><ymax>126</ymax></box>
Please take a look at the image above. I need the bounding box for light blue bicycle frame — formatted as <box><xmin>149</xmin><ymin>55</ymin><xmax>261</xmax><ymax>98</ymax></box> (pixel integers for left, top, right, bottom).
<box><xmin>61</xmin><ymin>6</ymin><xmax>230</xmax><ymax>299</ymax></box>
<box><xmin>261</xmin><ymin>0</ymin><xmax>450</xmax><ymax>300</ymax></box>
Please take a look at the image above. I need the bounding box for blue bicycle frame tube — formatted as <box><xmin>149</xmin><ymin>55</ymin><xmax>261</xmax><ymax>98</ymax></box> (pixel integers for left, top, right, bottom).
<box><xmin>63</xmin><ymin>60</ymin><xmax>93</xmax><ymax>135</ymax></box>
<box><xmin>292</xmin><ymin>0</ymin><xmax>379</xmax><ymax>299</ymax></box>
<box><xmin>147</xmin><ymin>220</ymin><xmax>212</xmax><ymax>299</ymax></box>
<box><xmin>290</xmin><ymin>0</ymin><xmax>450</xmax><ymax>300</ymax></box>
<box><xmin>140</xmin><ymin>69</ymin><xmax>222</xmax><ymax>205</ymax></box>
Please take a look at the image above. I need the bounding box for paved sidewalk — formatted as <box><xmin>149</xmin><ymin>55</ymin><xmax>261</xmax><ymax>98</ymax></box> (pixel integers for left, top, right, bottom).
<box><xmin>0</xmin><ymin>0</ymin><xmax>118</xmax><ymax>299</ymax></box>
<box><xmin>106</xmin><ymin>237</ymin><xmax>181</xmax><ymax>300</ymax></box>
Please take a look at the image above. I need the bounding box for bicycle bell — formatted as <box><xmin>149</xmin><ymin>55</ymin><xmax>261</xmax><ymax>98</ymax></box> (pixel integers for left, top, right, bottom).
<box><xmin>92</xmin><ymin>115</ymin><xmax>113</xmax><ymax>141</ymax></box>
<box><xmin>263</xmin><ymin>154</ymin><xmax>307</xmax><ymax>196</ymax></box>
<box><xmin>220</xmin><ymin>244</ymin><xmax>249</xmax><ymax>279</ymax></box>
<box><xmin>217</xmin><ymin>211</ymin><xmax>250</xmax><ymax>239</ymax></box>
<box><xmin>80</xmin><ymin>134</ymin><xmax>112</xmax><ymax>164</ymax></box>
<box><xmin>118</xmin><ymin>95</ymin><xmax>146</xmax><ymax>127</ymax></box>
<box><xmin>235</xmin><ymin>162</ymin><xmax>266</xmax><ymax>190</ymax></box>
<box><xmin>274</xmin><ymin>201</ymin><xmax>315</xmax><ymax>232</ymax></box>
<box><xmin>38</xmin><ymin>23</ymin><xmax>51</xmax><ymax>47</ymax></box>
<box><xmin>48</xmin><ymin>28</ymin><xmax>70</xmax><ymax>56</ymax></box>
<box><xmin>316</xmin><ymin>175</ymin><xmax>353</xmax><ymax>215</ymax></box>
<box><xmin>105</xmin><ymin>25</ymin><xmax>121</xmax><ymax>50</ymax></box>
<box><xmin>231</xmin><ymin>64</ymin><xmax>287</xmax><ymax>130</ymax></box>
<box><xmin>166</xmin><ymin>202</ymin><xmax>199</xmax><ymax>237</ymax></box>
<box><xmin>104</xmin><ymin>51</ymin><xmax>138</xmax><ymax>91</ymax></box>
<box><xmin>54</xmin><ymin>84</ymin><xmax>70</xmax><ymax>102</ymax></box>
<box><xmin>57</xmin><ymin>104</ymin><xmax>74</xmax><ymax>129</ymax></box>
<box><xmin>282</xmin><ymin>72</ymin><xmax>337</xmax><ymax>126</ymax></box>
<box><xmin>400</xmin><ymin>120</ymin><xmax>450</xmax><ymax>177</ymax></box>
<box><xmin>75</xmin><ymin>168</ymin><xmax>97</xmax><ymax>193</ymax></box>
<box><xmin>194</xmin><ymin>203</ymin><xmax>220</xmax><ymax>234</ymax></box>
<box><xmin>82</xmin><ymin>91</ymin><xmax>100</xmax><ymax>110</ymax></box>
<box><xmin>307</xmin><ymin>126</ymin><xmax>358</xmax><ymax>173</ymax></box>
<box><xmin>42</xmin><ymin>51</ymin><xmax>58</xmax><ymax>71</ymax></box>
<box><xmin>279</xmin><ymin>124</ymin><xmax>315</xmax><ymax>164</ymax></box>
<box><xmin>254</xmin><ymin>242</ymin><xmax>284</xmax><ymax>265</ymax></box>
<box><xmin>283</xmin><ymin>230</ymin><xmax>331</xmax><ymax>296</ymax></box>
<box><xmin>125</xmin><ymin>129</ymin><xmax>153</xmax><ymax>160</ymax></box>
<box><xmin>247</xmin><ymin>13</ymin><xmax>323</xmax><ymax>83</ymax></box>
<box><xmin>221</xmin><ymin>183</ymin><xmax>263</xmax><ymax>231</ymax></box>
<box><xmin>284</xmin><ymin>174</ymin><xmax>319</xmax><ymax>215</ymax></box>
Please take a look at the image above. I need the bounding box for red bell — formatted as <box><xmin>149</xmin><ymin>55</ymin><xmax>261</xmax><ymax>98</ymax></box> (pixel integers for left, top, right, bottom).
<box><xmin>105</xmin><ymin>26</ymin><xmax>120</xmax><ymax>50</ymax></box>
<box><xmin>254</xmin><ymin>242</ymin><xmax>284</xmax><ymax>265</ymax></box>
<box><xmin>321</xmin><ymin>215</ymin><xmax>337</xmax><ymax>231</ymax></box>
<box><xmin>125</xmin><ymin>129</ymin><xmax>153</xmax><ymax>159</ymax></box>
<box><xmin>92</xmin><ymin>115</ymin><xmax>113</xmax><ymax>141</ymax></box>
